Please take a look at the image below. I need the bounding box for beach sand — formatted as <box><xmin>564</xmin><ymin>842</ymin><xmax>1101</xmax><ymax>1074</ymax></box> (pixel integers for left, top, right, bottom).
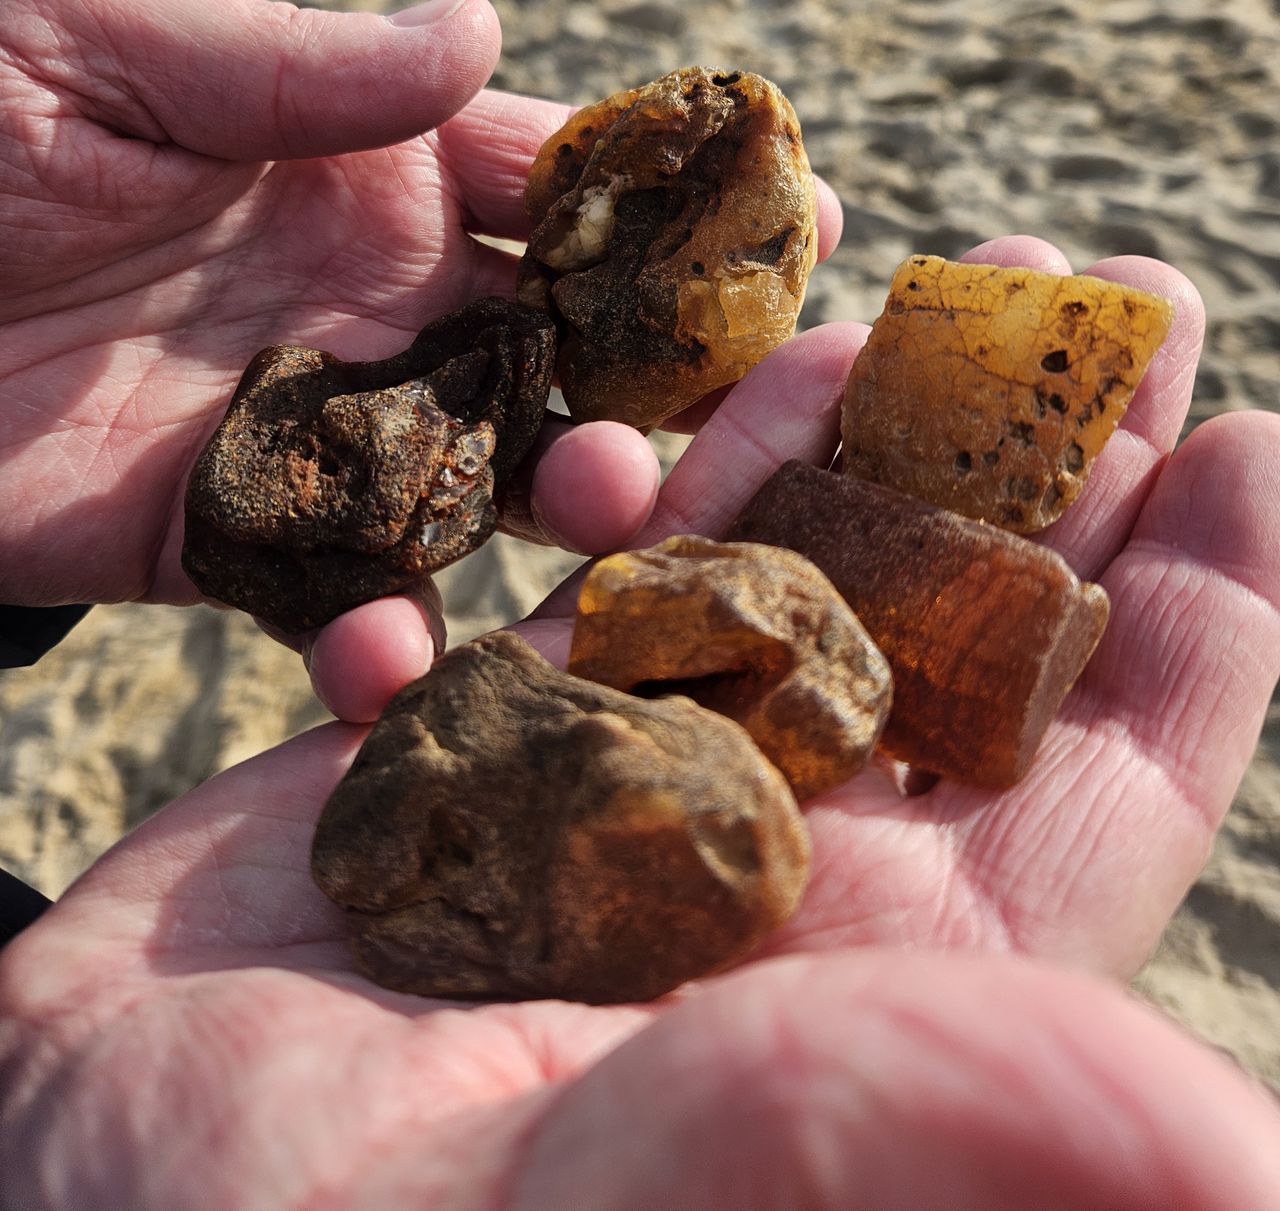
<box><xmin>1</xmin><ymin>0</ymin><xmax>1277</xmax><ymax>1090</ymax></box>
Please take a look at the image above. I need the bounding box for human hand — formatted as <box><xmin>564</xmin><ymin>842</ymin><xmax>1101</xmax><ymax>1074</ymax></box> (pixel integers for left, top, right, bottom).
<box><xmin>3</xmin><ymin>727</ymin><xmax>1280</xmax><ymax>1208</ymax></box>
<box><xmin>0</xmin><ymin>0</ymin><xmax>840</xmax><ymax>718</ymax></box>
<box><xmin>521</xmin><ymin>233</ymin><xmax>1280</xmax><ymax>980</ymax></box>
<box><xmin>4</xmin><ymin>232</ymin><xmax>1280</xmax><ymax>1206</ymax></box>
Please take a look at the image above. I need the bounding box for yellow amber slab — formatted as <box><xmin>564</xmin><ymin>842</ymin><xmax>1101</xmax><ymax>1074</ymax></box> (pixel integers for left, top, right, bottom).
<box><xmin>841</xmin><ymin>255</ymin><xmax>1173</xmax><ymax>532</ymax></box>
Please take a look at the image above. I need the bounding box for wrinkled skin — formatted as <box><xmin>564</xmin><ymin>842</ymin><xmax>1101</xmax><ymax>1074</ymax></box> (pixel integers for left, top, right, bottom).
<box><xmin>5</xmin><ymin>235</ymin><xmax>1280</xmax><ymax>1208</ymax></box>
<box><xmin>0</xmin><ymin>0</ymin><xmax>674</xmax><ymax>721</ymax></box>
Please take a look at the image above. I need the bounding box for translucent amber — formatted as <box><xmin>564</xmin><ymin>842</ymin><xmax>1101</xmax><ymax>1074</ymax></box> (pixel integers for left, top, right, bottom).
<box><xmin>518</xmin><ymin>68</ymin><xmax>818</xmax><ymax>431</ymax></box>
<box><xmin>311</xmin><ymin>633</ymin><xmax>809</xmax><ymax>1005</ymax></box>
<box><xmin>569</xmin><ymin>535</ymin><xmax>892</xmax><ymax>800</ymax></box>
<box><xmin>728</xmin><ymin>462</ymin><xmax>1109</xmax><ymax>786</ymax></box>
<box><xmin>841</xmin><ymin>255</ymin><xmax>1174</xmax><ymax>532</ymax></box>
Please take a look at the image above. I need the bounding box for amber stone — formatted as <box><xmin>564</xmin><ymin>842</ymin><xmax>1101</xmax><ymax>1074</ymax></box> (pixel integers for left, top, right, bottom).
<box><xmin>841</xmin><ymin>255</ymin><xmax>1174</xmax><ymax>532</ymax></box>
<box><xmin>728</xmin><ymin>462</ymin><xmax>1109</xmax><ymax>786</ymax></box>
<box><xmin>568</xmin><ymin>535</ymin><xmax>892</xmax><ymax>800</ymax></box>
<box><xmin>183</xmin><ymin>300</ymin><xmax>555</xmax><ymax>633</ymax></box>
<box><xmin>518</xmin><ymin>67</ymin><xmax>817</xmax><ymax>432</ymax></box>
<box><xmin>311</xmin><ymin>632</ymin><xmax>809</xmax><ymax>1005</ymax></box>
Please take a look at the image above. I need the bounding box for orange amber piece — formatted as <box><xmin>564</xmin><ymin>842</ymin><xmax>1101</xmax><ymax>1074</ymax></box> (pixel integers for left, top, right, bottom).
<box><xmin>841</xmin><ymin>255</ymin><xmax>1174</xmax><ymax>532</ymax></box>
<box><xmin>569</xmin><ymin>535</ymin><xmax>892</xmax><ymax>800</ymax></box>
<box><xmin>518</xmin><ymin>68</ymin><xmax>818</xmax><ymax>432</ymax></box>
<box><xmin>728</xmin><ymin>462</ymin><xmax>1109</xmax><ymax>786</ymax></box>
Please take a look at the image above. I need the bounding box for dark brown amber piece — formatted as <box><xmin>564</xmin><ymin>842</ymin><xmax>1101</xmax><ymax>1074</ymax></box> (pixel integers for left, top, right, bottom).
<box><xmin>841</xmin><ymin>255</ymin><xmax>1174</xmax><ymax>532</ymax></box>
<box><xmin>568</xmin><ymin>535</ymin><xmax>892</xmax><ymax>800</ymax></box>
<box><xmin>728</xmin><ymin>461</ymin><xmax>1109</xmax><ymax>786</ymax></box>
<box><xmin>182</xmin><ymin>300</ymin><xmax>555</xmax><ymax>632</ymax></box>
<box><xmin>518</xmin><ymin>67</ymin><xmax>817</xmax><ymax>431</ymax></box>
<box><xmin>311</xmin><ymin>632</ymin><xmax>809</xmax><ymax>1005</ymax></box>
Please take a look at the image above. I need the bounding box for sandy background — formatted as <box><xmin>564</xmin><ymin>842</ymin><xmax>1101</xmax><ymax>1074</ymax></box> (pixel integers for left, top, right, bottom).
<box><xmin>2</xmin><ymin>0</ymin><xmax>1278</xmax><ymax>1089</ymax></box>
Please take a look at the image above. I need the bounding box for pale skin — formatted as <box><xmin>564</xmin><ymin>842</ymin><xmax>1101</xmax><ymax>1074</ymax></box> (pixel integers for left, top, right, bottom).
<box><xmin>3</xmin><ymin>0</ymin><xmax>1280</xmax><ymax>1206</ymax></box>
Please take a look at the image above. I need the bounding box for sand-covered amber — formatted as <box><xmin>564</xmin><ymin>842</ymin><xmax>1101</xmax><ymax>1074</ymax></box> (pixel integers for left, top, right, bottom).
<box><xmin>569</xmin><ymin>535</ymin><xmax>892</xmax><ymax>800</ymax></box>
<box><xmin>841</xmin><ymin>255</ymin><xmax>1174</xmax><ymax>532</ymax></box>
<box><xmin>518</xmin><ymin>68</ymin><xmax>817</xmax><ymax>431</ymax></box>
<box><xmin>728</xmin><ymin>461</ymin><xmax>1109</xmax><ymax>786</ymax></box>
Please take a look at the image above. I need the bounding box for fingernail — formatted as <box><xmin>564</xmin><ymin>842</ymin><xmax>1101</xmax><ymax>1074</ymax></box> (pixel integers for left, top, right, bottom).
<box><xmin>386</xmin><ymin>0</ymin><xmax>467</xmax><ymax>26</ymax></box>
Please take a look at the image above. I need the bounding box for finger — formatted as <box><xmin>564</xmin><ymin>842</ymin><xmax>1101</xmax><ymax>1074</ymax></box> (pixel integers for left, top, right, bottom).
<box><xmin>436</xmin><ymin>90</ymin><xmax>574</xmax><ymax>238</ymax></box>
<box><xmin>450</xmin><ymin>238</ymin><xmax>523</xmax><ymax>308</ymax></box>
<box><xmin>40</xmin><ymin>0</ymin><xmax>501</xmax><ymax>161</ymax></box>
<box><xmin>658</xmin><ymin>386</ymin><xmax>734</xmax><ymax>436</ymax></box>
<box><xmin>505</xmin><ymin>420</ymin><xmax>660</xmax><ymax>553</ymax></box>
<box><xmin>524</xmin><ymin>322</ymin><xmax>863</xmax><ymax>623</ymax></box>
<box><xmin>305</xmin><ymin>588</ymin><xmax>445</xmax><ymax>723</ymax></box>
<box><xmin>813</xmin><ymin>176</ymin><xmax>843</xmax><ymax>263</ymax></box>
<box><xmin>511</xmin><ymin>951</ymin><xmax>1280</xmax><ymax>1210</ymax></box>
<box><xmin>634</xmin><ymin>322</ymin><xmax>864</xmax><ymax>545</ymax></box>
<box><xmin>439</xmin><ymin>90</ymin><xmax>846</xmax><ymax>260</ymax></box>
<box><xmin>961</xmin><ymin>233</ymin><xmax>1073</xmax><ymax>275</ymax></box>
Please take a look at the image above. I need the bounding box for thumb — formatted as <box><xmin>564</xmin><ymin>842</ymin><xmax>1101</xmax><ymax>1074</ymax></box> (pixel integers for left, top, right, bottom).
<box><xmin>34</xmin><ymin>0</ymin><xmax>501</xmax><ymax>161</ymax></box>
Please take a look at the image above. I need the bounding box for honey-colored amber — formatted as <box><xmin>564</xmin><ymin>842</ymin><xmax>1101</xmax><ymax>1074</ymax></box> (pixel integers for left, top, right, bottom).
<box><xmin>518</xmin><ymin>68</ymin><xmax>818</xmax><ymax>431</ymax></box>
<box><xmin>569</xmin><ymin>535</ymin><xmax>892</xmax><ymax>800</ymax></box>
<box><xmin>841</xmin><ymin>255</ymin><xmax>1174</xmax><ymax>532</ymax></box>
<box><xmin>728</xmin><ymin>462</ymin><xmax>1109</xmax><ymax>786</ymax></box>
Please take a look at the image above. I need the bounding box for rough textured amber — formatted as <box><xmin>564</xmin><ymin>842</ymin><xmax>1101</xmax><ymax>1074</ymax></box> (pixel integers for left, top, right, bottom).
<box><xmin>311</xmin><ymin>632</ymin><xmax>809</xmax><ymax>1005</ymax></box>
<box><xmin>728</xmin><ymin>462</ymin><xmax>1109</xmax><ymax>786</ymax></box>
<box><xmin>841</xmin><ymin>255</ymin><xmax>1174</xmax><ymax>532</ymax></box>
<box><xmin>183</xmin><ymin>300</ymin><xmax>555</xmax><ymax>633</ymax></box>
<box><xmin>518</xmin><ymin>67</ymin><xmax>817</xmax><ymax>431</ymax></box>
<box><xmin>568</xmin><ymin>535</ymin><xmax>892</xmax><ymax>800</ymax></box>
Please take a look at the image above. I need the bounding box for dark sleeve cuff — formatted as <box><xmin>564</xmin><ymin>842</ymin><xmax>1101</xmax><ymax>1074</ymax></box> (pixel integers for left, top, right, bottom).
<box><xmin>0</xmin><ymin>604</ymin><xmax>92</xmax><ymax>668</ymax></box>
<box><xmin>1</xmin><ymin>868</ymin><xmax>52</xmax><ymax>947</ymax></box>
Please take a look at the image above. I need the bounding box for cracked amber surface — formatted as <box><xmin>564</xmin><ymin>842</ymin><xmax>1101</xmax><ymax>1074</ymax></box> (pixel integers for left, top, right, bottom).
<box><xmin>841</xmin><ymin>255</ymin><xmax>1174</xmax><ymax>532</ymax></box>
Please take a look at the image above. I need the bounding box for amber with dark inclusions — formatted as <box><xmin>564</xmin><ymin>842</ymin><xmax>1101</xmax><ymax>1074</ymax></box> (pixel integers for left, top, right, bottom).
<box><xmin>568</xmin><ymin>535</ymin><xmax>892</xmax><ymax>801</ymax></box>
<box><xmin>728</xmin><ymin>462</ymin><xmax>1109</xmax><ymax>786</ymax></box>
<box><xmin>310</xmin><ymin>632</ymin><xmax>810</xmax><ymax>1005</ymax></box>
<box><xmin>518</xmin><ymin>67</ymin><xmax>818</xmax><ymax>432</ymax></box>
<box><xmin>841</xmin><ymin>255</ymin><xmax>1174</xmax><ymax>533</ymax></box>
<box><xmin>182</xmin><ymin>299</ymin><xmax>555</xmax><ymax>634</ymax></box>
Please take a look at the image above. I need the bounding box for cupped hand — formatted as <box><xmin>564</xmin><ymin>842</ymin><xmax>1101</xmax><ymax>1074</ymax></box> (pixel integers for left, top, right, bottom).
<box><xmin>0</xmin><ymin>0</ymin><xmax>841</xmax><ymax>718</ymax></box>
<box><xmin>527</xmin><ymin>234</ymin><xmax>1280</xmax><ymax>978</ymax></box>
<box><xmin>4</xmin><ymin>235</ymin><xmax>1280</xmax><ymax>1208</ymax></box>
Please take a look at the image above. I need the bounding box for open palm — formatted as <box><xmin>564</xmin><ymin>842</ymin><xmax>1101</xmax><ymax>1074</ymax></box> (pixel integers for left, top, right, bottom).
<box><xmin>5</xmin><ymin>238</ymin><xmax>1280</xmax><ymax>1207</ymax></box>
